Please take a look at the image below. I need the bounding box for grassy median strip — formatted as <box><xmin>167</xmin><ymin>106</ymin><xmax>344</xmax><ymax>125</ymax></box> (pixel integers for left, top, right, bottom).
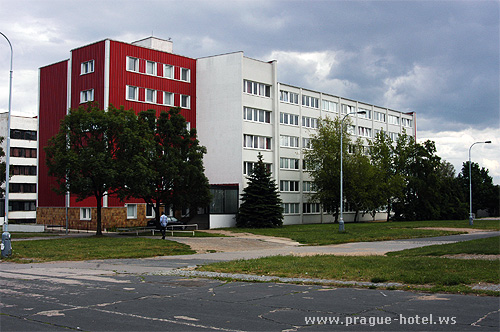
<box><xmin>228</xmin><ymin>219</ymin><xmax>500</xmax><ymax>245</ymax></box>
<box><xmin>387</xmin><ymin>236</ymin><xmax>500</xmax><ymax>257</ymax></box>
<box><xmin>3</xmin><ymin>236</ymin><xmax>195</xmax><ymax>263</ymax></box>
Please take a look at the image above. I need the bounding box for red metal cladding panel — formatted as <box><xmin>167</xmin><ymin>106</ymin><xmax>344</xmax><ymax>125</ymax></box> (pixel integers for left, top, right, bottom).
<box><xmin>70</xmin><ymin>41</ymin><xmax>106</xmax><ymax>109</ymax></box>
<box><xmin>38</xmin><ymin>60</ymin><xmax>69</xmax><ymax>207</ymax></box>
<box><xmin>108</xmin><ymin>41</ymin><xmax>197</xmax><ymax>127</ymax></box>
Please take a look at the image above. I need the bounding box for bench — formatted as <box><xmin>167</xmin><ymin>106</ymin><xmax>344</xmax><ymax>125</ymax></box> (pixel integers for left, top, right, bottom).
<box><xmin>151</xmin><ymin>224</ymin><xmax>198</xmax><ymax>236</ymax></box>
<box><xmin>116</xmin><ymin>227</ymin><xmax>156</xmax><ymax>235</ymax></box>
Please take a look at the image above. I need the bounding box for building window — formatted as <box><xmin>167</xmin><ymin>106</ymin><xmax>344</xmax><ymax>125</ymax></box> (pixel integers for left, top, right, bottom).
<box><xmin>10</xmin><ymin>147</ymin><xmax>37</xmax><ymax>158</ymax></box>
<box><xmin>11</xmin><ymin>129</ymin><xmax>36</xmax><ymax>140</ymax></box>
<box><xmin>303</xmin><ymin>203</ymin><xmax>321</xmax><ymax>214</ymax></box>
<box><xmin>145</xmin><ymin>89</ymin><xmax>156</xmax><ymax>103</ymax></box>
<box><xmin>280</xmin><ymin>180</ymin><xmax>299</xmax><ymax>192</ymax></box>
<box><xmin>374</xmin><ymin>111</ymin><xmax>386</xmax><ymax>122</ymax></box>
<box><xmin>9</xmin><ymin>200</ymin><xmax>36</xmax><ymax>212</ymax></box>
<box><xmin>388</xmin><ymin>115</ymin><xmax>400</xmax><ymax>125</ymax></box>
<box><xmin>80</xmin><ymin>89</ymin><xmax>94</xmax><ymax>103</ymax></box>
<box><xmin>302</xmin><ymin>95</ymin><xmax>319</xmax><ymax>108</ymax></box>
<box><xmin>279</xmin><ymin>112</ymin><xmax>299</xmax><ymax>126</ymax></box>
<box><xmin>244</xmin><ymin>135</ymin><xmax>271</xmax><ymax>150</ymax></box>
<box><xmin>358</xmin><ymin>108</ymin><xmax>372</xmax><ymax>119</ymax></box>
<box><xmin>243</xmin><ymin>161</ymin><xmax>272</xmax><ymax>175</ymax></box>
<box><xmin>9</xmin><ymin>183</ymin><xmax>36</xmax><ymax>193</ymax></box>
<box><xmin>302</xmin><ymin>137</ymin><xmax>312</xmax><ymax>149</ymax></box>
<box><xmin>402</xmin><ymin>118</ymin><xmax>413</xmax><ymax>127</ymax></box>
<box><xmin>322</xmin><ymin>100</ymin><xmax>338</xmax><ymax>112</ymax></box>
<box><xmin>12</xmin><ymin>166</ymin><xmax>36</xmax><ymax>176</ymax></box>
<box><xmin>388</xmin><ymin>132</ymin><xmax>399</xmax><ymax>142</ymax></box>
<box><xmin>341</xmin><ymin>104</ymin><xmax>355</xmax><ymax>115</ymax></box>
<box><xmin>358</xmin><ymin>126</ymin><xmax>372</xmax><ymax>138</ymax></box>
<box><xmin>280</xmin><ymin>135</ymin><xmax>299</xmax><ymax>148</ymax></box>
<box><xmin>127</xmin><ymin>56</ymin><xmax>139</xmax><ymax>72</ymax></box>
<box><xmin>181</xmin><ymin>95</ymin><xmax>190</xmax><ymax>109</ymax></box>
<box><xmin>163</xmin><ymin>64</ymin><xmax>173</xmax><ymax>79</ymax></box>
<box><xmin>303</xmin><ymin>181</ymin><xmax>316</xmax><ymax>193</ymax></box>
<box><xmin>302</xmin><ymin>116</ymin><xmax>318</xmax><ymax>129</ymax></box>
<box><xmin>146</xmin><ymin>61</ymin><xmax>156</xmax><ymax>75</ymax></box>
<box><xmin>127</xmin><ymin>85</ymin><xmax>138</xmax><ymax>101</ymax></box>
<box><xmin>280</xmin><ymin>90</ymin><xmax>299</xmax><ymax>104</ymax></box>
<box><xmin>126</xmin><ymin>204</ymin><xmax>137</xmax><ymax>219</ymax></box>
<box><xmin>80</xmin><ymin>208</ymin><xmax>91</xmax><ymax>220</ymax></box>
<box><xmin>282</xmin><ymin>203</ymin><xmax>300</xmax><ymax>214</ymax></box>
<box><xmin>280</xmin><ymin>157</ymin><xmax>300</xmax><ymax>170</ymax></box>
<box><xmin>243</xmin><ymin>107</ymin><xmax>271</xmax><ymax>123</ymax></box>
<box><xmin>243</xmin><ymin>80</ymin><xmax>271</xmax><ymax>97</ymax></box>
<box><xmin>81</xmin><ymin>60</ymin><xmax>94</xmax><ymax>75</ymax></box>
<box><xmin>181</xmin><ymin>68</ymin><xmax>190</xmax><ymax>82</ymax></box>
<box><xmin>163</xmin><ymin>92</ymin><xmax>173</xmax><ymax>106</ymax></box>
<box><xmin>146</xmin><ymin>204</ymin><xmax>155</xmax><ymax>218</ymax></box>
<box><xmin>210</xmin><ymin>185</ymin><xmax>238</xmax><ymax>214</ymax></box>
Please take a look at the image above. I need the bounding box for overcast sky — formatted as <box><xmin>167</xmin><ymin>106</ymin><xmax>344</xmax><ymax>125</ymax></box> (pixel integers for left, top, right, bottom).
<box><xmin>1</xmin><ymin>0</ymin><xmax>499</xmax><ymax>183</ymax></box>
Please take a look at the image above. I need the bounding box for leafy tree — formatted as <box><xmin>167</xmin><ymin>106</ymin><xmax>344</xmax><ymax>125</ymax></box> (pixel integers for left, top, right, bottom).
<box><xmin>458</xmin><ymin>162</ymin><xmax>499</xmax><ymax>217</ymax></box>
<box><xmin>130</xmin><ymin>108</ymin><xmax>211</xmax><ymax>225</ymax></box>
<box><xmin>304</xmin><ymin>117</ymin><xmax>347</xmax><ymax>222</ymax></box>
<box><xmin>45</xmin><ymin>104</ymin><xmax>150</xmax><ymax>235</ymax></box>
<box><xmin>369</xmin><ymin>130</ymin><xmax>405</xmax><ymax>221</ymax></box>
<box><xmin>236</xmin><ymin>153</ymin><xmax>283</xmax><ymax>228</ymax></box>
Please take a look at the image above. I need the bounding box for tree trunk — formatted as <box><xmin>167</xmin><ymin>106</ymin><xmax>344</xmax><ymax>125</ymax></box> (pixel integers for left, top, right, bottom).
<box><xmin>96</xmin><ymin>194</ymin><xmax>103</xmax><ymax>236</ymax></box>
<box><xmin>386</xmin><ymin>198</ymin><xmax>391</xmax><ymax>222</ymax></box>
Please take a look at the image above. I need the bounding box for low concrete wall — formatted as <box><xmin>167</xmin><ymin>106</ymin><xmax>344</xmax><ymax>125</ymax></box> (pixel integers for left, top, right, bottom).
<box><xmin>5</xmin><ymin>224</ymin><xmax>45</xmax><ymax>233</ymax></box>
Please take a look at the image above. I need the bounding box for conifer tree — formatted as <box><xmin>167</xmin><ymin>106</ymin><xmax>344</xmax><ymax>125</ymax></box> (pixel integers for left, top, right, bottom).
<box><xmin>236</xmin><ymin>153</ymin><xmax>283</xmax><ymax>228</ymax></box>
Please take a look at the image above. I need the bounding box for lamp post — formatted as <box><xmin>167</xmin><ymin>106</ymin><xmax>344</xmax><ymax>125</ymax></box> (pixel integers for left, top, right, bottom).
<box><xmin>468</xmin><ymin>140</ymin><xmax>491</xmax><ymax>225</ymax></box>
<box><xmin>0</xmin><ymin>31</ymin><xmax>13</xmax><ymax>257</ymax></box>
<box><xmin>339</xmin><ymin>110</ymin><xmax>366</xmax><ymax>232</ymax></box>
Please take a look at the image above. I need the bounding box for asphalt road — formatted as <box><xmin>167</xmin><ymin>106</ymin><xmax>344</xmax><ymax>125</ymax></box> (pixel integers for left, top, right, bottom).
<box><xmin>1</xmin><ymin>231</ymin><xmax>499</xmax><ymax>331</ymax></box>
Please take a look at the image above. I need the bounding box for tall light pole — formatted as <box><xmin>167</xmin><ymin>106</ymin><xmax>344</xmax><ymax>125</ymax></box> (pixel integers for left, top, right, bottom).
<box><xmin>339</xmin><ymin>110</ymin><xmax>366</xmax><ymax>232</ymax></box>
<box><xmin>0</xmin><ymin>31</ymin><xmax>13</xmax><ymax>257</ymax></box>
<box><xmin>468</xmin><ymin>140</ymin><xmax>491</xmax><ymax>225</ymax></box>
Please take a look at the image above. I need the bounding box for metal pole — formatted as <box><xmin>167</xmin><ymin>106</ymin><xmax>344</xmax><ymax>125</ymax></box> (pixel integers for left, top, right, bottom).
<box><xmin>468</xmin><ymin>141</ymin><xmax>492</xmax><ymax>225</ymax></box>
<box><xmin>1</xmin><ymin>31</ymin><xmax>13</xmax><ymax>257</ymax></box>
<box><xmin>339</xmin><ymin>110</ymin><xmax>366</xmax><ymax>232</ymax></box>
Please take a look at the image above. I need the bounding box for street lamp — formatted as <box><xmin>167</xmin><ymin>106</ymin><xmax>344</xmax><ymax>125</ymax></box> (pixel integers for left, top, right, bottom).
<box><xmin>339</xmin><ymin>110</ymin><xmax>366</xmax><ymax>232</ymax></box>
<box><xmin>0</xmin><ymin>31</ymin><xmax>13</xmax><ymax>257</ymax></box>
<box><xmin>468</xmin><ymin>140</ymin><xmax>491</xmax><ymax>225</ymax></box>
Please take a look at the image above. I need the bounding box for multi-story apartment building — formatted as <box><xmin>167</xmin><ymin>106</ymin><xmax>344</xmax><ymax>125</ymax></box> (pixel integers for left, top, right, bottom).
<box><xmin>38</xmin><ymin>37</ymin><xmax>416</xmax><ymax>229</ymax></box>
<box><xmin>0</xmin><ymin>114</ymin><xmax>38</xmax><ymax>224</ymax></box>
<box><xmin>37</xmin><ymin>37</ymin><xmax>196</xmax><ymax>229</ymax></box>
<box><xmin>197</xmin><ymin>52</ymin><xmax>416</xmax><ymax>228</ymax></box>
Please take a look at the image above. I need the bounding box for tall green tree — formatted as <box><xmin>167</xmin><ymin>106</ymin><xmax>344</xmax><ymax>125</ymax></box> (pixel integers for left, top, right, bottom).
<box><xmin>369</xmin><ymin>130</ymin><xmax>405</xmax><ymax>221</ymax></box>
<box><xmin>304</xmin><ymin>117</ymin><xmax>348</xmax><ymax>222</ymax></box>
<box><xmin>130</xmin><ymin>108</ymin><xmax>211</xmax><ymax>225</ymax></box>
<box><xmin>236</xmin><ymin>153</ymin><xmax>283</xmax><ymax>228</ymax></box>
<box><xmin>45</xmin><ymin>105</ymin><xmax>150</xmax><ymax>235</ymax></box>
<box><xmin>458</xmin><ymin>162</ymin><xmax>499</xmax><ymax>217</ymax></box>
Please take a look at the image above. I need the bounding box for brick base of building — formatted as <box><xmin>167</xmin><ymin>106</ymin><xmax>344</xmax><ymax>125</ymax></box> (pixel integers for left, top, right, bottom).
<box><xmin>36</xmin><ymin>205</ymin><xmax>149</xmax><ymax>231</ymax></box>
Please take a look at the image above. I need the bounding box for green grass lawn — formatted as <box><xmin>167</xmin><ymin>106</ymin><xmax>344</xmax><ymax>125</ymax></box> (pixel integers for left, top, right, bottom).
<box><xmin>2</xmin><ymin>236</ymin><xmax>195</xmax><ymax>263</ymax></box>
<box><xmin>227</xmin><ymin>219</ymin><xmax>500</xmax><ymax>245</ymax></box>
<box><xmin>387</xmin><ymin>236</ymin><xmax>500</xmax><ymax>257</ymax></box>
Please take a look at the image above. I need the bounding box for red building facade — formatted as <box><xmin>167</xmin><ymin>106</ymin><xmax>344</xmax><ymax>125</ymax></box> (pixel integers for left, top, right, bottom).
<box><xmin>37</xmin><ymin>37</ymin><xmax>197</xmax><ymax>229</ymax></box>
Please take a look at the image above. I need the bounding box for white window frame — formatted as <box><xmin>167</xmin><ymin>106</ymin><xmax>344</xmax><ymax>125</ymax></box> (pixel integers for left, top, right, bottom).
<box><xmin>303</xmin><ymin>203</ymin><xmax>321</xmax><ymax>214</ymax></box>
<box><xmin>243</xmin><ymin>161</ymin><xmax>272</xmax><ymax>175</ymax></box>
<box><xmin>127</xmin><ymin>85</ymin><xmax>138</xmax><ymax>101</ymax></box>
<box><xmin>163</xmin><ymin>64</ymin><xmax>174</xmax><ymax>79</ymax></box>
<box><xmin>163</xmin><ymin>92</ymin><xmax>173</xmax><ymax>106</ymax></box>
<box><xmin>145</xmin><ymin>89</ymin><xmax>156</xmax><ymax>103</ymax></box>
<box><xmin>243</xmin><ymin>80</ymin><xmax>271</xmax><ymax>97</ymax></box>
<box><xmin>302</xmin><ymin>95</ymin><xmax>319</xmax><ymax>108</ymax></box>
<box><xmin>280</xmin><ymin>157</ymin><xmax>300</xmax><ymax>170</ymax></box>
<box><xmin>243</xmin><ymin>135</ymin><xmax>272</xmax><ymax>150</ymax></box>
<box><xmin>146</xmin><ymin>61</ymin><xmax>156</xmax><ymax>76</ymax></box>
<box><xmin>302</xmin><ymin>137</ymin><xmax>312</xmax><ymax>149</ymax></box>
<box><xmin>279</xmin><ymin>112</ymin><xmax>299</xmax><ymax>126</ymax></box>
<box><xmin>127</xmin><ymin>56</ymin><xmax>139</xmax><ymax>72</ymax></box>
<box><xmin>280</xmin><ymin>90</ymin><xmax>299</xmax><ymax>104</ymax></box>
<box><xmin>126</xmin><ymin>204</ymin><xmax>137</xmax><ymax>219</ymax></box>
<box><xmin>358</xmin><ymin>108</ymin><xmax>372</xmax><ymax>119</ymax></box>
<box><xmin>322</xmin><ymin>100</ymin><xmax>338</xmax><ymax>112</ymax></box>
<box><xmin>388</xmin><ymin>115</ymin><xmax>400</xmax><ymax>125</ymax></box>
<box><xmin>282</xmin><ymin>203</ymin><xmax>300</xmax><ymax>215</ymax></box>
<box><xmin>280</xmin><ymin>135</ymin><xmax>299</xmax><ymax>148</ymax></box>
<box><xmin>180</xmin><ymin>68</ymin><xmax>190</xmax><ymax>82</ymax></box>
<box><xmin>146</xmin><ymin>204</ymin><xmax>156</xmax><ymax>218</ymax></box>
<box><xmin>280</xmin><ymin>180</ymin><xmax>300</xmax><ymax>192</ymax></box>
<box><xmin>243</xmin><ymin>107</ymin><xmax>271</xmax><ymax>124</ymax></box>
<box><xmin>80</xmin><ymin>207</ymin><xmax>91</xmax><ymax>220</ymax></box>
<box><xmin>181</xmin><ymin>95</ymin><xmax>191</xmax><ymax>109</ymax></box>
<box><xmin>80</xmin><ymin>89</ymin><xmax>94</xmax><ymax>103</ymax></box>
<box><xmin>81</xmin><ymin>60</ymin><xmax>94</xmax><ymax>75</ymax></box>
<box><xmin>302</xmin><ymin>116</ymin><xmax>318</xmax><ymax>129</ymax></box>
<box><xmin>374</xmin><ymin>111</ymin><xmax>386</xmax><ymax>123</ymax></box>
<box><xmin>303</xmin><ymin>181</ymin><xmax>316</xmax><ymax>193</ymax></box>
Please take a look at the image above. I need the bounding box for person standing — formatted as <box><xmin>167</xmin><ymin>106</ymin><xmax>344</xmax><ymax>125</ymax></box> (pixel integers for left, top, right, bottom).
<box><xmin>160</xmin><ymin>212</ymin><xmax>168</xmax><ymax>240</ymax></box>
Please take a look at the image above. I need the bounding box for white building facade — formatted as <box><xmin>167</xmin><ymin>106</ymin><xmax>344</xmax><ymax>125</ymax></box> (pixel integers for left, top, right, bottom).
<box><xmin>197</xmin><ymin>52</ymin><xmax>416</xmax><ymax>228</ymax></box>
<box><xmin>0</xmin><ymin>114</ymin><xmax>38</xmax><ymax>224</ymax></box>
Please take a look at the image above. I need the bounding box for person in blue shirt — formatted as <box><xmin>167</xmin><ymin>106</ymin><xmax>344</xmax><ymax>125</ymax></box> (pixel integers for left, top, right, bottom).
<box><xmin>159</xmin><ymin>212</ymin><xmax>168</xmax><ymax>240</ymax></box>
